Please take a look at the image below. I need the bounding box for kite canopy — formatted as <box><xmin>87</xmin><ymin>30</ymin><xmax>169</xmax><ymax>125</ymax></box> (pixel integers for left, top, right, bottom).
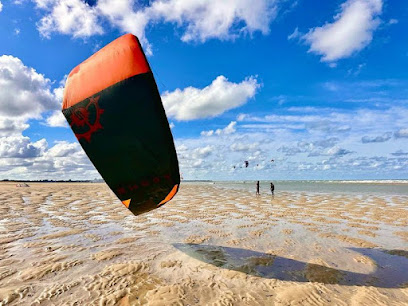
<box><xmin>62</xmin><ymin>34</ymin><xmax>180</xmax><ymax>215</ymax></box>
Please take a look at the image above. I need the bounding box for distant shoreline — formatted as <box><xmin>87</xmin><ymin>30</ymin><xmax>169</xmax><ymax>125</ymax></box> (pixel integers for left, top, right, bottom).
<box><xmin>1</xmin><ymin>180</ymin><xmax>103</xmax><ymax>183</ymax></box>
<box><xmin>2</xmin><ymin>179</ymin><xmax>408</xmax><ymax>184</ymax></box>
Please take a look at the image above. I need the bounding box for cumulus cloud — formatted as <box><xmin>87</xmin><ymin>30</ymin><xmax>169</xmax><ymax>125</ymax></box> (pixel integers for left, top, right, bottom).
<box><xmin>0</xmin><ymin>138</ymin><xmax>97</xmax><ymax>180</ymax></box>
<box><xmin>391</xmin><ymin>150</ymin><xmax>408</xmax><ymax>157</ymax></box>
<box><xmin>0</xmin><ymin>55</ymin><xmax>63</xmax><ymax>169</ymax></box>
<box><xmin>33</xmin><ymin>0</ymin><xmax>278</xmax><ymax>53</ymax></box>
<box><xmin>300</xmin><ymin>0</ymin><xmax>383</xmax><ymax>62</ymax></box>
<box><xmin>230</xmin><ymin>142</ymin><xmax>259</xmax><ymax>152</ymax></box>
<box><xmin>201</xmin><ymin>121</ymin><xmax>237</xmax><ymax>136</ymax></box>
<box><xmin>301</xmin><ymin>145</ymin><xmax>353</xmax><ymax>157</ymax></box>
<box><xmin>395</xmin><ymin>128</ymin><xmax>408</xmax><ymax>138</ymax></box>
<box><xmin>278</xmin><ymin>138</ymin><xmax>340</xmax><ymax>156</ymax></box>
<box><xmin>308</xmin><ymin>138</ymin><xmax>339</xmax><ymax>149</ymax></box>
<box><xmin>35</xmin><ymin>0</ymin><xmax>103</xmax><ymax>38</ymax></box>
<box><xmin>326</xmin><ymin>146</ymin><xmax>353</xmax><ymax>157</ymax></box>
<box><xmin>0</xmin><ymin>136</ymin><xmax>47</xmax><ymax>158</ymax></box>
<box><xmin>45</xmin><ymin>110</ymin><xmax>68</xmax><ymax>127</ymax></box>
<box><xmin>148</xmin><ymin>0</ymin><xmax>276</xmax><ymax>42</ymax></box>
<box><xmin>0</xmin><ymin>55</ymin><xmax>59</xmax><ymax>119</ymax></box>
<box><xmin>388</xmin><ymin>18</ymin><xmax>398</xmax><ymax>25</ymax></box>
<box><xmin>0</xmin><ymin>1</ymin><xmax>3</xmax><ymax>12</ymax></box>
<box><xmin>361</xmin><ymin>132</ymin><xmax>392</xmax><ymax>143</ymax></box>
<box><xmin>153</xmin><ymin>102</ymin><xmax>408</xmax><ymax>180</ymax></box>
<box><xmin>46</xmin><ymin>141</ymin><xmax>81</xmax><ymax>157</ymax></box>
<box><xmin>200</xmin><ymin>130</ymin><xmax>214</xmax><ymax>137</ymax></box>
<box><xmin>162</xmin><ymin>76</ymin><xmax>259</xmax><ymax>121</ymax></box>
<box><xmin>0</xmin><ymin>55</ymin><xmax>96</xmax><ymax>180</ymax></box>
<box><xmin>96</xmin><ymin>0</ymin><xmax>152</xmax><ymax>53</ymax></box>
<box><xmin>0</xmin><ymin>118</ymin><xmax>29</xmax><ymax>136</ymax></box>
<box><xmin>192</xmin><ymin>145</ymin><xmax>213</xmax><ymax>158</ymax></box>
<box><xmin>306</xmin><ymin>121</ymin><xmax>351</xmax><ymax>133</ymax></box>
<box><xmin>278</xmin><ymin>145</ymin><xmax>304</xmax><ymax>156</ymax></box>
<box><xmin>218</xmin><ymin>121</ymin><xmax>237</xmax><ymax>135</ymax></box>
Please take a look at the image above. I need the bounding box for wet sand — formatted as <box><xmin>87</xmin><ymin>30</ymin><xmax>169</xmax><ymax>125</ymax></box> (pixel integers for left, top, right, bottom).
<box><xmin>0</xmin><ymin>182</ymin><xmax>407</xmax><ymax>305</ymax></box>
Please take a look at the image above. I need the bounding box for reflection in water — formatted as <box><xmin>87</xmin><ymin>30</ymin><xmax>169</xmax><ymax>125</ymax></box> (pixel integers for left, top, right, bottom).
<box><xmin>174</xmin><ymin>244</ymin><xmax>408</xmax><ymax>288</ymax></box>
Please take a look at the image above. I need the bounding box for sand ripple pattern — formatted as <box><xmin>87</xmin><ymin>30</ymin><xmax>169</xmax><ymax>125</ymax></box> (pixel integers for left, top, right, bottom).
<box><xmin>0</xmin><ymin>182</ymin><xmax>407</xmax><ymax>305</ymax></box>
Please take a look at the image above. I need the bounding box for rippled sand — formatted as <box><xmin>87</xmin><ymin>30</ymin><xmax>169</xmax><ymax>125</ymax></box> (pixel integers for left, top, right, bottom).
<box><xmin>0</xmin><ymin>182</ymin><xmax>407</xmax><ymax>305</ymax></box>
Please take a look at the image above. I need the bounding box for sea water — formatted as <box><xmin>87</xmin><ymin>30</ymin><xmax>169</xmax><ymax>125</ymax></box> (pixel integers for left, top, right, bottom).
<box><xmin>188</xmin><ymin>180</ymin><xmax>408</xmax><ymax>196</ymax></box>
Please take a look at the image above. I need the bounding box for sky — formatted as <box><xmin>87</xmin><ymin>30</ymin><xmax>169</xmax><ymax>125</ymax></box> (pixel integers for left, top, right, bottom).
<box><xmin>0</xmin><ymin>0</ymin><xmax>407</xmax><ymax>181</ymax></box>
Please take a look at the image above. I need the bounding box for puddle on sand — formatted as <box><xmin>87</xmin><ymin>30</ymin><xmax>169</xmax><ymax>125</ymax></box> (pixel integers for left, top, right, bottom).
<box><xmin>174</xmin><ymin>243</ymin><xmax>408</xmax><ymax>288</ymax></box>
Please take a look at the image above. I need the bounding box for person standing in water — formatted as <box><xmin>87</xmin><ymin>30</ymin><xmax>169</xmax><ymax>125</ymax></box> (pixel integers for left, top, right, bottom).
<box><xmin>270</xmin><ymin>182</ymin><xmax>275</xmax><ymax>196</ymax></box>
<box><xmin>256</xmin><ymin>181</ymin><xmax>260</xmax><ymax>196</ymax></box>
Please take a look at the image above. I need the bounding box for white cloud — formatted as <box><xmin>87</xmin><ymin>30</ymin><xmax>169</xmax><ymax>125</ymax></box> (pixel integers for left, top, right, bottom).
<box><xmin>230</xmin><ymin>142</ymin><xmax>258</xmax><ymax>152</ymax></box>
<box><xmin>148</xmin><ymin>0</ymin><xmax>276</xmax><ymax>43</ymax></box>
<box><xmin>0</xmin><ymin>118</ymin><xmax>29</xmax><ymax>136</ymax></box>
<box><xmin>237</xmin><ymin>114</ymin><xmax>247</xmax><ymax>121</ymax></box>
<box><xmin>96</xmin><ymin>0</ymin><xmax>152</xmax><ymax>54</ymax></box>
<box><xmin>361</xmin><ymin>132</ymin><xmax>392</xmax><ymax>143</ymax></box>
<box><xmin>97</xmin><ymin>0</ymin><xmax>278</xmax><ymax>52</ymax></box>
<box><xmin>0</xmin><ymin>55</ymin><xmax>59</xmax><ymax>118</ymax></box>
<box><xmin>0</xmin><ymin>136</ymin><xmax>47</xmax><ymax>158</ymax></box>
<box><xmin>395</xmin><ymin>128</ymin><xmax>408</xmax><ymax>138</ymax></box>
<box><xmin>0</xmin><ymin>56</ymin><xmax>97</xmax><ymax>180</ymax></box>
<box><xmin>45</xmin><ymin>110</ymin><xmax>68</xmax><ymax>127</ymax></box>
<box><xmin>0</xmin><ymin>55</ymin><xmax>65</xmax><ymax>133</ymax></box>
<box><xmin>391</xmin><ymin>150</ymin><xmax>408</xmax><ymax>157</ymax></box>
<box><xmin>33</xmin><ymin>0</ymin><xmax>278</xmax><ymax>53</ymax></box>
<box><xmin>0</xmin><ymin>1</ymin><xmax>3</xmax><ymax>12</ymax></box>
<box><xmin>219</xmin><ymin>121</ymin><xmax>236</xmax><ymax>135</ymax></box>
<box><xmin>192</xmin><ymin>145</ymin><xmax>213</xmax><ymax>158</ymax></box>
<box><xmin>35</xmin><ymin>0</ymin><xmax>103</xmax><ymax>38</ymax></box>
<box><xmin>53</xmin><ymin>83</ymin><xmax>65</xmax><ymax>102</ymax></box>
<box><xmin>201</xmin><ymin>130</ymin><xmax>214</xmax><ymax>137</ymax></box>
<box><xmin>162</xmin><ymin>76</ymin><xmax>259</xmax><ymax>120</ymax></box>
<box><xmin>388</xmin><ymin>18</ymin><xmax>398</xmax><ymax>25</ymax></box>
<box><xmin>301</xmin><ymin>0</ymin><xmax>382</xmax><ymax>62</ymax></box>
<box><xmin>46</xmin><ymin>141</ymin><xmax>80</xmax><ymax>157</ymax></box>
<box><xmin>201</xmin><ymin>121</ymin><xmax>237</xmax><ymax>136</ymax></box>
<box><xmin>288</xmin><ymin>27</ymin><xmax>300</xmax><ymax>40</ymax></box>
<box><xmin>326</xmin><ymin>146</ymin><xmax>353</xmax><ymax>157</ymax></box>
<box><xmin>0</xmin><ymin>138</ymin><xmax>98</xmax><ymax>180</ymax></box>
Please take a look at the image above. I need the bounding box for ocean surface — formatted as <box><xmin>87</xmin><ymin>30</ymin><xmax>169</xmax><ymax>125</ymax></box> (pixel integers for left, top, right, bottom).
<box><xmin>185</xmin><ymin>180</ymin><xmax>408</xmax><ymax>196</ymax></box>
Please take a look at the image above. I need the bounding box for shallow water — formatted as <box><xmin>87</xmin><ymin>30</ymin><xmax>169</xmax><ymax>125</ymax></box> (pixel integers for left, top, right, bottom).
<box><xmin>203</xmin><ymin>180</ymin><xmax>408</xmax><ymax>195</ymax></box>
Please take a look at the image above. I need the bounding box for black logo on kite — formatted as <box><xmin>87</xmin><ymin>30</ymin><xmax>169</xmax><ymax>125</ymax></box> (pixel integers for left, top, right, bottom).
<box><xmin>69</xmin><ymin>96</ymin><xmax>104</xmax><ymax>143</ymax></box>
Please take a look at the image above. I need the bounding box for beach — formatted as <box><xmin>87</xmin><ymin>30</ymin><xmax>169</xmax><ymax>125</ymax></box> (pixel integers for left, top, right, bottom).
<box><xmin>0</xmin><ymin>181</ymin><xmax>407</xmax><ymax>305</ymax></box>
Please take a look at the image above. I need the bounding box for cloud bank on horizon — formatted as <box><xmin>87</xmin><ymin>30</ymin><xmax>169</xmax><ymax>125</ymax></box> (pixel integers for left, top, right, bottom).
<box><xmin>0</xmin><ymin>0</ymin><xmax>407</xmax><ymax>180</ymax></box>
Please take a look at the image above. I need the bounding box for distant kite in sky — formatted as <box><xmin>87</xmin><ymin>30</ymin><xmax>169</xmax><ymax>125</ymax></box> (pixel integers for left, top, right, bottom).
<box><xmin>62</xmin><ymin>34</ymin><xmax>180</xmax><ymax>215</ymax></box>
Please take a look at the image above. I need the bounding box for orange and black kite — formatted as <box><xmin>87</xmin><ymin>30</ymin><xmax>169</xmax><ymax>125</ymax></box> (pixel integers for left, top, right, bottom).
<box><xmin>62</xmin><ymin>34</ymin><xmax>180</xmax><ymax>216</ymax></box>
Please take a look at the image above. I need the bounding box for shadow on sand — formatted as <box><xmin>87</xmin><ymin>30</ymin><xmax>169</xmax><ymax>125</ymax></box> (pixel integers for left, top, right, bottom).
<box><xmin>173</xmin><ymin>243</ymin><xmax>408</xmax><ymax>288</ymax></box>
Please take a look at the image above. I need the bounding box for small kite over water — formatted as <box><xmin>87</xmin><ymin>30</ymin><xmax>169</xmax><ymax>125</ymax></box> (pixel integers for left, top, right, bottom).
<box><xmin>62</xmin><ymin>34</ymin><xmax>180</xmax><ymax>216</ymax></box>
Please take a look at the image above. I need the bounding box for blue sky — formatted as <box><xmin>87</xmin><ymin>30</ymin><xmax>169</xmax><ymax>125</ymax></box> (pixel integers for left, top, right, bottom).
<box><xmin>0</xmin><ymin>0</ymin><xmax>407</xmax><ymax>180</ymax></box>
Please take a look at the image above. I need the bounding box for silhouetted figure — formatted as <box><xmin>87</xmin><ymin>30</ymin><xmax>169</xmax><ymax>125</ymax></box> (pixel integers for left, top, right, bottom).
<box><xmin>256</xmin><ymin>180</ymin><xmax>260</xmax><ymax>196</ymax></box>
<box><xmin>270</xmin><ymin>182</ymin><xmax>275</xmax><ymax>196</ymax></box>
